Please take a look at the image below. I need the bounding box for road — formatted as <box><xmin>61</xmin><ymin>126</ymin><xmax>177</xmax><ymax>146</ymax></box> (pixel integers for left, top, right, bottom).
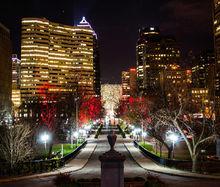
<box><xmin>1</xmin><ymin>134</ymin><xmax>220</xmax><ymax>187</ymax></box>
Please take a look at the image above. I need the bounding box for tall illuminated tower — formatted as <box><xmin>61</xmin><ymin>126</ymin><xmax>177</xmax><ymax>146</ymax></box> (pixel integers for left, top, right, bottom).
<box><xmin>0</xmin><ymin>23</ymin><xmax>12</xmax><ymax>113</ymax></box>
<box><xmin>12</xmin><ymin>54</ymin><xmax>21</xmax><ymax>109</ymax></box>
<box><xmin>136</xmin><ymin>27</ymin><xmax>180</xmax><ymax>96</ymax></box>
<box><xmin>214</xmin><ymin>0</ymin><xmax>220</xmax><ymax>116</ymax></box>
<box><xmin>21</xmin><ymin>17</ymin><xmax>97</xmax><ymax>102</ymax></box>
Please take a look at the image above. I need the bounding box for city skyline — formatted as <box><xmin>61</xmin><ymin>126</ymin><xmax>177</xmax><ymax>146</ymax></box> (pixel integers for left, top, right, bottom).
<box><xmin>0</xmin><ymin>0</ymin><xmax>213</xmax><ymax>83</ymax></box>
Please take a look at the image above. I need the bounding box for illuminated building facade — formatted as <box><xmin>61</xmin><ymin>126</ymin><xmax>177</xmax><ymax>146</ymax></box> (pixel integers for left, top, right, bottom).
<box><xmin>93</xmin><ymin>36</ymin><xmax>101</xmax><ymax>96</ymax></box>
<box><xmin>122</xmin><ymin>71</ymin><xmax>130</xmax><ymax>97</ymax></box>
<box><xmin>191</xmin><ymin>88</ymin><xmax>210</xmax><ymax>112</ymax></box>
<box><xmin>136</xmin><ymin>27</ymin><xmax>180</xmax><ymax>96</ymax></box>
<box><xmin>12</xmin><ymin>54</ymin><xmax>21</xmax><ymax>109</ymax></box>
<box><xmin>160</xmin><ymin>64</ymin><xmax>192</xmax><ymax>108</ymax></box>
<box><xmin>0</xmin><ymin>23</ymin><xmax>12</xmax><ymax>113</ymax></box>
<box><xmin>121</xmin><ymin>68</ymin><xmax>137</xmax><ymax>98</ymax></box>
<box><xmin>214</xmin><ymin>0</ymin><xmax>220</xmax><ymax>116</ymax></box>
<box><xmin>192</xmin><ymin>51</ymin><xmax>215</xmax><ymax>102</ymax></box>
<box><xmin>21</xmin><ymin>17</ymin><xmax>97</xmax><ymax>102</ymax></box>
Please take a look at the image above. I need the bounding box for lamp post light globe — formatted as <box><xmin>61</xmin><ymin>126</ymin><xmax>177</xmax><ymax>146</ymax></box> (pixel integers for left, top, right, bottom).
<box><xmin>73</xmin><ymin>131</ymin><xmax>79</xmax><ymax>139</ymax></box>
<box><xmin>73</xmin><ymin>131</ymin><xmax>79</xmax><ymax>146</ymax></box>
<box><xmin>40</xmin><ymin>132</ymin><xmax>50</xmax><ymax>150</ymax></box>
<box><xmin>167</xmin><ymin>133</ymin><xmax>178</xmax><ymax>142</ymax></box>
<box><xmin>167</xmin><ymin>132</ymin><xmax>178</xmax><ymax>159</ymax></box>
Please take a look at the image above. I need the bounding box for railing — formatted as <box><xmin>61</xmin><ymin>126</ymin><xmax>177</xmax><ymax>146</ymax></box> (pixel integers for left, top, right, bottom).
<box><xmin>0</xmin><ymin>141</ymin><xmax>87</xmax><ymax>176</ymax></box>
<box><xmin>134</xmin><ymin>141</ymin><xmax>191</xmax><ymax>171</ymax></box>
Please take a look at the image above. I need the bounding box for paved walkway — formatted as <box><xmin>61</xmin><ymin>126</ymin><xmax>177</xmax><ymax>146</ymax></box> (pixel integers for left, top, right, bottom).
<box><xmin>1</xmin><ymin>134</ymin><xmax>220</xmax><ymax>187</ymax></box>
<box><xmin>70</xmin><ymin>135</ymin><xmax>146</xmax><ymax>179</ymax></box>
<box><xmin>125</xmin><ymin>142</ymin><xmax>220</xmax><ymax>179</ymax></box>
<box><xmin>0</xmin><ymin>139</ymin><xmax>96</xmax><ymax>186</ymax></box>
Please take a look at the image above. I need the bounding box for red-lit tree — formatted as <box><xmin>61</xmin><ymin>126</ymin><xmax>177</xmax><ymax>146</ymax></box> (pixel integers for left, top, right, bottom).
<box><xmin>79</xmin><ymin>96</ymin><xmax>102</xmax><ymax>125</ymax></box>
<box><xmin>38</xmin><ymin>83</ymin><xmax>58</xmax><ymax>130</ymax></box>
<box><xmin>117</xmin><ymin>97</ymin><xmax>152</xmax><ymax>128</ymax></box>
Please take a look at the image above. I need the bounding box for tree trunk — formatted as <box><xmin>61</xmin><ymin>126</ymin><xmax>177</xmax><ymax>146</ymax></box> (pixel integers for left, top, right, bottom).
<box><xmin>168</xmin><ymin>148</ymin><xmax>172</xmax><ymax>159</ymax></box>
<box><xmin>48</xmin><ymin>142</ymin><xmax>54</xmax><ymax>158</ymax></box>
<box><xmin>159</xmin><ymin>142</ymin><xmax>162</xmax><ymax>157</ymax></box>
<box><xmin>192</xmin><ymin>155</ymin><xmax>197</xmax><ymax>173</ymax></box>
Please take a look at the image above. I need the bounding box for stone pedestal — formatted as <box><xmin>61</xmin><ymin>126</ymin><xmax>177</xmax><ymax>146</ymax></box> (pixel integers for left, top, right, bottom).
<box><xmin>99</xmin><ymin>134</ymin><xmax>126</xmax><ymax>187</ymax></box>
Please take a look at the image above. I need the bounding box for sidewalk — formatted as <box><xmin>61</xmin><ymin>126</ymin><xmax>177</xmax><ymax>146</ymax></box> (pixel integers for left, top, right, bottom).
<box><xmin>124</xmin><ymin>142</ymin><xmax>220</xmax><ymax>180</ymax></box>
<box><xmin>0</xmin><ymin>141</ymin><xmax>97</xmax><ymax>184</ymax></box>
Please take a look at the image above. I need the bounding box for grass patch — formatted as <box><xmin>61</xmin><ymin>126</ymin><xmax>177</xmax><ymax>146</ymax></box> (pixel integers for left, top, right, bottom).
<box><xmin>34</xmin><ymin>143</ymin><xmax>82</xmax><ymax>159</ymax></box>
<box><xmin>139</xmin><ymin>142</ymin><xmax>154</xmax><ymax>152</ymax></box>
<box><xmin>138</xmin><ymin>142</ymin><xmax>191</xmax><ymax>160</ymax></box>
<box><xmin>52</xmin><ymin>144</ymin><xmax>79</xmax><ymax>156</ymax></box>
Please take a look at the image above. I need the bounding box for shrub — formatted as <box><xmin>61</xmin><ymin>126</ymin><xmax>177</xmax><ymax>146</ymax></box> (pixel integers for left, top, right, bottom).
<box><xmin>53</xmin><ymin>173</ymin><xmax>80</xmax><ymax>187</ymax></box>
<box><xmin>145</xmin><ymin>173</ymin><xmax>165</xmax><ymax>187</ymax></box>
<box><xmin>117</xmin><ymin>125</ymin><xmax>126</xmax><ymax>138</ymax></box>
<box><xmin>95</xmin><ymin>124</ymin><xmax>103</xmax><ymax>139</ymax></box>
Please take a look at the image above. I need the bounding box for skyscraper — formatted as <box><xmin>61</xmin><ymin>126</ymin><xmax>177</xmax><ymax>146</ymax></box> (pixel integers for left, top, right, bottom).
<box><xmin>160</xmin><ymin>64</ymin><xmax>192</xmax><ymax>108</ymax></box>
<box><xmin>191</xmin><ymin>51</ymin><xmax>215</xmax><ymax>99</ymax></box>
<box><xmin>12</xmin><ymin>54</ymin><xmax>21</xmax><ymax>109</ymax></box>
<box><xmin>121</xmin><ymin>68</ymin><xmax>137</xmax><ymax>98</ymax></box>
<box><xmin>21</xmin><ymin>17</ymin><xmax>98</xmax><ymax>102</ymax></box>
<box><xmin>93</xmin><ymin>34</ymin><xmax>101</xmax><ymax>96</ymax></box>
<box><xmin>0</xmin><ymin>23</ymin><xmax>12</xmax><ymax>114</ymax></box>
<box><xmin>136</xmin><ymin>27</ymin><xmax>180</xmax><ymax>96</ymax></box>
<box><xmin>214</xmin><ymin>0</ymin><xmax>220</xmax><ymax>116</ymax></box>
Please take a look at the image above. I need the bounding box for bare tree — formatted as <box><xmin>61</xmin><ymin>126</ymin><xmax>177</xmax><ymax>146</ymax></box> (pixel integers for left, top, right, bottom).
<box><xmin>0</xmin><ymin>124</ymin><xmax>33</xmax><ymax>169</ymax></box>
<box><xmin>147</xmin><ymin>115</ymin><xmax>174</xmax><ymax>159</ymax></box>
<box><xmin>153</xmin><ymin>101</ymin><xmax>217</xmax><ymax>172</ymax></box>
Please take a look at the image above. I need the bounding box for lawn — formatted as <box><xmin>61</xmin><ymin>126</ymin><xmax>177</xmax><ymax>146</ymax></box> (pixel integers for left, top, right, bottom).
<box><xmin>139</xmin><ymin>141</ymin><xmax>191</xmax><ymax>160</ymax></box>
<box><xmin>52</xmin><ymin>143</ymin><xmax>79</xmax><ymax>156</ymax></box>
<box><xmin>34</xmin><ymin>143</ymin><xmax>82</xmax><ymax>159</ymax></box>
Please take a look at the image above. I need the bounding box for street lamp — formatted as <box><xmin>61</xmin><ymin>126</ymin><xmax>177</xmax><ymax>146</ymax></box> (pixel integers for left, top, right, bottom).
<box><xmin>40</xmin><ymin>132</ymin><xmax>50</xmax><ymax>151</ymax></box>
<box><xmin>142</xmin><ymin>132</ymin><xmax>147</xmax><ymax>145</ymax></box>
<box><xmin>133</xmin><ymin>128</ymin><xmax>141</xmax><ymax>141</ymax></box>
<box><xmin>167</xmin><ymin>132</ymin><xmax>178</xmax><ymax>159</ymax></box>
<box><xmin>75</xmin><ymin>97</ymin><xmax>79</xmax><ymax>132</ymax></box>
<box><xmin>73</xmin><ymin>131</ymin><xmax>79</xmax><ymax>146</ymax></box>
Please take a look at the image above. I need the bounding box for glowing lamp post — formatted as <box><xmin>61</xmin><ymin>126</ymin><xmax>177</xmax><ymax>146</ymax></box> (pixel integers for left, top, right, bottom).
<box><xmin>41</xmin><ymin>132</ymin><xmax>50</xmax><ymax>151</ymax></box>
<box><xmin>133</xmin><ymin>128</ymin><xmax>141</xmax><ymax>141</ymax></box>
<box><xmin>142</xmin><ymin>132</ymin><xmax>147</xmax><ymax>145</ymax></box>
<box><xmin>73</xmin><ymin>131</ymin><xmax>79</xmax><ymax>146</ymax></box>
<box><xmin>167</xmin><ymin>132</ymin><xmax>178</xmax><ymax>159</ymax></box>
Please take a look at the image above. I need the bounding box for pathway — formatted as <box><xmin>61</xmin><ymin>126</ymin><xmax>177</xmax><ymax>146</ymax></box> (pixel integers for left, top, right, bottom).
<box><xmin>1</xmin><ymin>132</ymin><xmax>220</xmax><ymax>187</ymax></box>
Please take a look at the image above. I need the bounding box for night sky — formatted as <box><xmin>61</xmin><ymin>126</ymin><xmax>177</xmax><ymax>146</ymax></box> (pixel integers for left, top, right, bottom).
<box><xmin>0</xmin><ymin>0</ymin><xmax>213</xmax><ymax>83</ymax></box>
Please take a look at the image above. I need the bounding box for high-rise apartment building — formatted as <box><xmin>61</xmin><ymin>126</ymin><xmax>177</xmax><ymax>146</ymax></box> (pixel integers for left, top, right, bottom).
<box><xmin>21</xmin><ymin>17</ymin><xmax>98</xmax><ymax>102</ymax></box>
<box><xmin>192</xmin><ymin>51</ymin><xmax>215</xmax><ymax>101</ymax></box>
<box><xmin>121</xmin><ymin>68</ymin><xmax>137</xmax><ymax>98</ymax></box>
<box><xmin>214</xmin><ymin>0</ymin><xmax>220</xmax><ymax>116</ymax></box>
<box><xmin>136</xmin><ymin>27</ymin><xmax>180</xmax><ymax>96</ymax></box>
<box><xmin>160</xmin><ymin>64</ymin><xmax>192</xmax><ymax>108</ymax></box>
<box><xmin>93</xmin><ymin>36</ymin><xmax>101</xmax><ymax>96</ymax></box>
<box><xmin>122</xmin><ymin>71</ymin><xmax>130</xmax><ymax>98</ymax></box>
<box><xmin>0</xmin><ymin>23</ymin><xmax>12</xmax><ymax>113</ymax></box>
<box><xmin>12</xmin><ymin>54</ymin><xmax>21</xmax><ymax>109</ymax></box>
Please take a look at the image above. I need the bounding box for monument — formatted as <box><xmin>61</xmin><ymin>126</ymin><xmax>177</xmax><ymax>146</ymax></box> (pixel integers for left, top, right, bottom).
<box><xmin>99</xmin><ymin>134</ymin><xmax>126</xmax><ymax>187</ymax></box>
